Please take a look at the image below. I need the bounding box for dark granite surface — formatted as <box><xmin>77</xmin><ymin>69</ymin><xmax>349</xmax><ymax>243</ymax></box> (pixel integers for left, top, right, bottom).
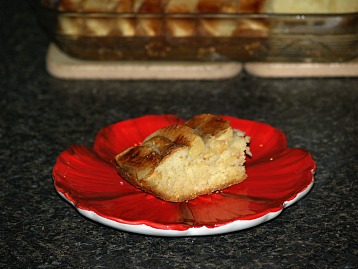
<box><xmin>1</xmin><ymin>2</ymin><xmax>357</xmax><ymax>268</ymax></box>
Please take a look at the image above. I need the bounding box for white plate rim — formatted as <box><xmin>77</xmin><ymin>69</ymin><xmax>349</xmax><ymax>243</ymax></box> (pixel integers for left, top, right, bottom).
<box><xmin>56</xmin><ymin>178</ymin><xmax>314</xmax><ymax>237</ymax></box>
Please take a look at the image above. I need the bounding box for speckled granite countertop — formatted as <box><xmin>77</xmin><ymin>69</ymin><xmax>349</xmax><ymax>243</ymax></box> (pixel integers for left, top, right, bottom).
<box><xmin>1</xmin><ymin>2</ymin><xmax>357</xmax><ymax>268</ymax></box>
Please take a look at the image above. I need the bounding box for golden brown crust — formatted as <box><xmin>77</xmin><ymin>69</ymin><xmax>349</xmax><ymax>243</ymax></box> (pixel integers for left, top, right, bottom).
<box><xmin>58</xmin><ymin>0</ymin><xmax>83</xmax><ymax>11</ymax></box>
<box><xmin>58</xmin><ymin>0</ymin><xmax>266</xmax><ymax>13</ymax></box>
<box><xmin>58</xmin><ymin>0</ymin><xmax>358</xmax><ymax>14</ymax></box>
<box><xmin>137</xmin><ymin>0</ymin><xmax>163</xmax><ymax>13</ymax></box>
<box><xmin>115</xmin><ymin>114</ymin><xmax>250</xmax><ymax>202</ymax></box>
<box><xmin>142</xmin><ymin>135</ymin><xmax>174</xmax><ymax>155</ymax></box>
<box><xmin>115</xmin><ymin>145</ymin><xmax>161</xmax><ymax>183</ymax></box>
<box><xmin>184</xmin><ymin>113</ymin><xmax>231</xmax><ymax>138</ymax></box>
<box><xmin>143</xmin><ymin>124</ymin><xmax>201</xmax><ymax>147</ymax></box>
<box><xmin>198</xmin><ymin>0</ymin><xmax>265</xmax><ymax>13</ymax></box>
<box><xmin>57</xmin><ymin>0</ymin><xmax>269</xmax><ymax>39</ymax></box>
<box><xmin>115</xmin><ymin>0</ymin><xmax>134</xmax><ymax>12</ymax></box>
<box><xmin>165</xmin><ymin>0</ymin><xmax>199</xmax><ymax>13</ymax></box>
<box><xmin>237</xmin><ymin>0</ymin><xmax>266</xmax><ymax>13</ymax></box>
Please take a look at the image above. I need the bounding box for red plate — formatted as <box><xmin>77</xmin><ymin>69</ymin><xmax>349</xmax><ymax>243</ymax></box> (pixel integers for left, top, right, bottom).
<box><xmin>53</xmin><ymin>115</ymin><xmax>316</xmax><ymax>236</ymax></box>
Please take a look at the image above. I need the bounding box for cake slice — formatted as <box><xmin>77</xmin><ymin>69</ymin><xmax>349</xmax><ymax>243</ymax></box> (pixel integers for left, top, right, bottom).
<box><xmin>115</xmin><ymin>114</ymin><xmax>251</xmax><ymax>202</ymax></box>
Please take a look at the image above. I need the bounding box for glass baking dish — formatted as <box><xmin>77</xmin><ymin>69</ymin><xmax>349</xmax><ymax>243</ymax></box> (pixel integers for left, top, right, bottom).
<box><xmin>32</xmin><ymin>0</ymin><xmax>358</xmax><ymax>62</ymax></box>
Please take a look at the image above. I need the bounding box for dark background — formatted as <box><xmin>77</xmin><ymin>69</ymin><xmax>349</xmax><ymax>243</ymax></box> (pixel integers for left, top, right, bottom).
<box><xmin>1</xmin><ymin>1</ymin><xmax>357</xmax><ymax>268</ymax></box>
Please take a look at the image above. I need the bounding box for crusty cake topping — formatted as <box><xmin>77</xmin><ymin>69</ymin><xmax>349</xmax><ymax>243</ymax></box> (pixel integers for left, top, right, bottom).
<box><xmin>115</xmin><ymin>114</ymin><xmax>251</xmax><ymax>202</ymax></box>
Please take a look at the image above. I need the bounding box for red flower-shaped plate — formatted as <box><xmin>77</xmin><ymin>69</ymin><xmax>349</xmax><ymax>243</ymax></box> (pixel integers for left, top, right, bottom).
<box><xmin>53</xmin><ymin>115</ymin><xmax>316</xmax><ymax>236</ymax></box>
